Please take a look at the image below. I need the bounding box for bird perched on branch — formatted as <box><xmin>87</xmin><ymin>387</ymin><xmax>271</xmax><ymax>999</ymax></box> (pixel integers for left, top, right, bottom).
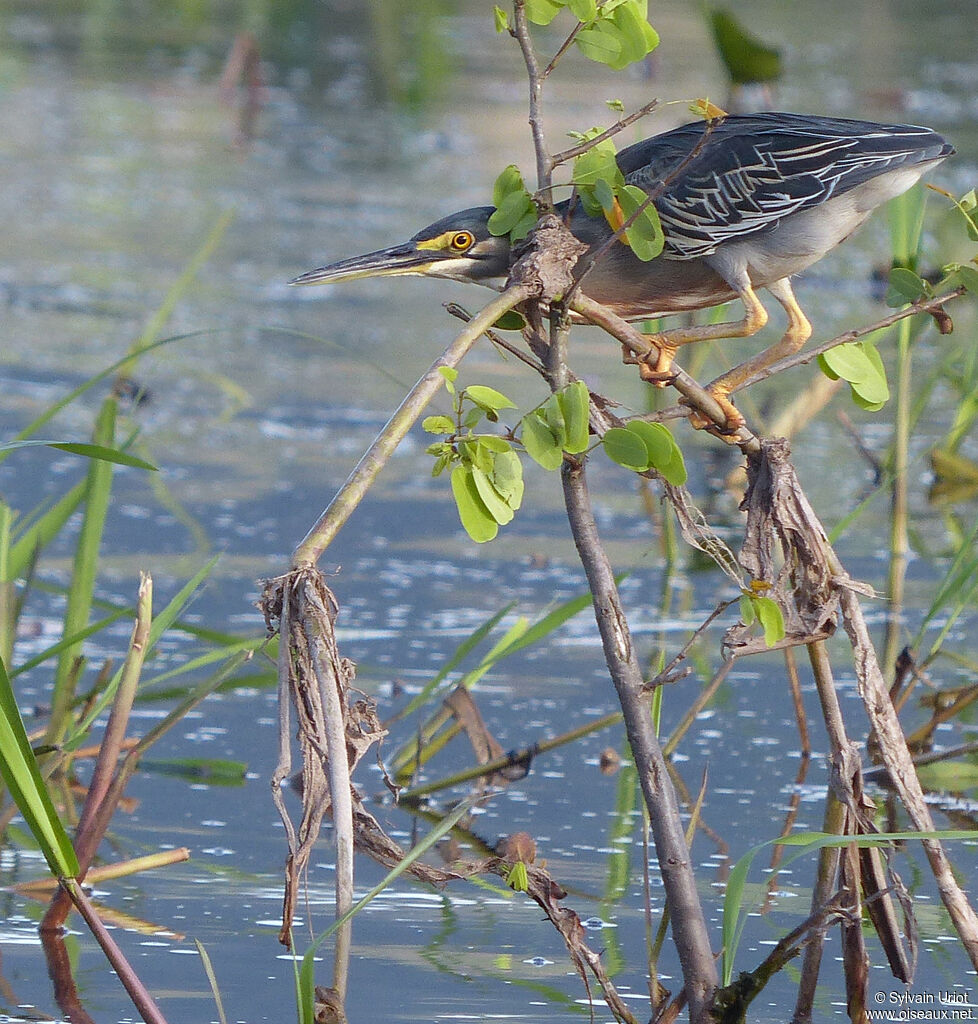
<box><xmin>292</xmin><ymin>112</ymin><xmax>953</xmax><ymax>431</ymax></box>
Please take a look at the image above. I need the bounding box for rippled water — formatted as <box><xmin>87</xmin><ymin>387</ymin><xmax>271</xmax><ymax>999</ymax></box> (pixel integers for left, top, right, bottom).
<box><xmin>1</xmin><ymin>1</ymin><xmax>977</xmax><ymax>1021</ymax></box>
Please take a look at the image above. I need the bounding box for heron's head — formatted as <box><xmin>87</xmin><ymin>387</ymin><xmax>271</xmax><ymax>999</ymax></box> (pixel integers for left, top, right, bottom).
<box><xmin>289</xmin><ymin>206</ymin><xmax>512</xmax><ymax>288</ymax></box>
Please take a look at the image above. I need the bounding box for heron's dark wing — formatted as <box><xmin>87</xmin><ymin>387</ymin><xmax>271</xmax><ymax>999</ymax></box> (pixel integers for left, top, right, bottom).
<box><xmin>615</xmin><ymin>114</ymin><xmax>951</xmax><ymax>259</ymax></box>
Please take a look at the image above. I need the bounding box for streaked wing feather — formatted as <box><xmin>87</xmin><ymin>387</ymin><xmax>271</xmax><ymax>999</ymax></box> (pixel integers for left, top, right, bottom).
<box><xmin>614</xmin><ymin>114</ymin><xmax>950</xmax><ymax>259</ymax></box>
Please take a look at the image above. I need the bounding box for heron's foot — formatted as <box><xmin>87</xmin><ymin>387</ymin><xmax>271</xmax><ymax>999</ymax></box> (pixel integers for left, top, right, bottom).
<box><xmin>623</xmin><ymin>342</ymin><xmax>678</xmax><ymax>388</ymax></box>
<box><xmin>684</xmin><ymin>388</ymin><xmax>746</xmax><ymax>440</ymax></box>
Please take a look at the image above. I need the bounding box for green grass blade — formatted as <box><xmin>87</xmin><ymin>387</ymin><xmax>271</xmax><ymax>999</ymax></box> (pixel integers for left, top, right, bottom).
<box><xmin>480</xmin><ymin>588</ymin><xmax>593</xmax><ymax>661</ymax></box>
<box><xmin>0</xmin><ymin>504</ymin><xmax>13</xmax><ymax>668</ymax></box>
<box><xmin>8</xmin><ymin>481</ymin><xmax>88</xmax><ymax>577</ymax></box>
<box><xmin>129</xmin><ymin>210</ymin><xmax>234</xmax><ymax>357</ymax></box>
<box><xmin>0</xmin><ymin>331</ymin><xmax>215</xmax><ymax>469</ymax></box>
<box><xmin>391</xmin><ymin>602</ymin><xmax>515</xmax><ymax>722</ymax></box>
<box><xmin>299</xmin><ymin>797</ymin><xmax>475</xmax><ymax>956</ymax></box>
<box><xmin>9</xmin><ymin>608</ymin><xmax>132</xmax><ymax>679</ymax></box>
<box><xmin>0</xmin><ymin>656</ymin><xmax>79</xmax><ymax>877</ymax></box>
<box><xmin>194</xmin><ymin>940</ymin><xmax>229</xmax><ymax>1024</ymax></box>
<box><xmin>722</xmin><ymin>828</ymin><xmax>978</xmax><ymax>984</ymax></box>
<box><xmin>0</xmin><ymin>440</ymin><xmax>156</xmax><ymax>470</ymax></box>
<box><xmin>48</xmin><ymin>399</ymin><xmax>118</xmax><ymax>745</ymax></box>
<box><xmin>64</xmin><ymin>556</ymin><xmax>221</xmax><ymax>748</ymax></box>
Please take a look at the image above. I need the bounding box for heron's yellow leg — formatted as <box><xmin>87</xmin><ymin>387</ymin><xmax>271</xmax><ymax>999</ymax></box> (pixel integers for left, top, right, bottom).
<box><xmin>708</xmin><ymin>278</ymin><xmax>812</xmax><ymax>401</ymax></box>
<box><xmin>629</xmin><ymin>281</ymin><xmax>769</xmax><ymax>386</ymax></box>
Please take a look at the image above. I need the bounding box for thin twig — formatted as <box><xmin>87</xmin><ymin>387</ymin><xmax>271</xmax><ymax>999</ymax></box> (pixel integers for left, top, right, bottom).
<box><xmin>551</xmin><ymin>98</ymin><xmax>661</xmax><ymax>165</ymax></box>
<box><xmin>542</xmin><ymin>19</ymin><xmax>585</xmax><ymax>79</ymax></box>
<box><xmin>291</xmin><ymin>285</ymin><xmax>533</xmax><ymax>567</ymax></box>
<box><xmin>444</xmin><ymin>302</ymin><xmax>545</xmax><ymax>373</ymax></box>
<box><xmin>512</xmin><ymin>1</ymin><xmax>553</xmax><ymax>196</ymax></box>
<box><xmin>398</xmin><ymin>710</ymin><xmax>623</xmax><ymax>803</ymax></box>
<box><xmin>732</xmin><ymin>289</ymin><xmax>965</xmax><ymax>393</ymax></box>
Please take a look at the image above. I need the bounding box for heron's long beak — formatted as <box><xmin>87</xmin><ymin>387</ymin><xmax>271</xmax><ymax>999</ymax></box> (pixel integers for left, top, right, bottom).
<box><xmin>289</xmin><ymin>242</ymin><xmax>443</xmax><ymax>286</ymax></box>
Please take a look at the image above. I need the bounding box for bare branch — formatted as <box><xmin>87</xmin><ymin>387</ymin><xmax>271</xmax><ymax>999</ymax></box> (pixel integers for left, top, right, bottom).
<box><xmin>512</xmin><ymin>1</ymin><xmax>553</xmax><ymax>196</ymax></box>
<box><xmin>732</xmin><ymin>288</ymin><xmax>965</xmax><ymax>394</ymax></box>
<box><xmin>542</xmin><ymin>19</ymin><xmax>584</xmax><ymax>79</ymax></box>
<box><xmin>551</xmin><ymin>98</ymin><xmax>661</xmax><ymax>165</ymax></box>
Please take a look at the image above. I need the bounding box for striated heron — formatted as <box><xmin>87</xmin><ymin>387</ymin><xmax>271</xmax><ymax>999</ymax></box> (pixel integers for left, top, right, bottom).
<box><xmin>292</xmin><ymin>112</ymin><xmax>953</xmax><ymax>430</ymax></box>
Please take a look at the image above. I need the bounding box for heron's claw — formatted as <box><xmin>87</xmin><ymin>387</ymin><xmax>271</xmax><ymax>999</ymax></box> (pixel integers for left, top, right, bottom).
<box><xmin>622</xmin><ymin>341</ymin><xmax>679</xmax><ymax>389</ymax></box>
<box><xmin>684</xmin><ymin>389</ymin><xmax>746</xmax><ymax>441</ymax></box>
<box><xmin>638</xmin><ymin>365</ymin><xmax>680</xmax><ymax>387</ymax></box>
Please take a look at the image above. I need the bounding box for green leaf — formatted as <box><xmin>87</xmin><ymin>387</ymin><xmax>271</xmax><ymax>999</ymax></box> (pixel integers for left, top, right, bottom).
<box><xmin>618</xmin><ymin>184</ymin><xmax>665</xmax><ymax>262</ymax></box>
<box><xmin>543</xmin><ymin>394</ymin><xmax>568</xmax><ymax>449</ymax></box>
<box><xmin>0</xmin><ymin>657</ymin><xmax>79</xmax><ymax>877</ymax></box>
<box><xmin>849</xmin><ymin>343</ymin><xmax>889</xmax><ymax>405</ymax></box>
<box><xmin>492</xmin><ymin>164</ymin><xmax>525</xmax><ymax>208</ymax></box>
<box><xmin>603</xmin><ymin>426</ymin><xmax>650</xmax><ymax>471</ymax></box>
<box><xmin>511</xmin><ymin>207</ymin><xmax>539</xmax><ymax>241</ymax></box>
<box><xmin>558</xmin><ymin>380</ymin><xmax>591</xmax><ymax>454</ymax></box>
<box><xmin>491</xmin><ymin>449</ymin><xmax>524</xmax><ymax>508</ymax></box>
<box><xmin>575</xmin><ymin>21</ymin><xmax>623</xmax><ymax>64</ymax></box>
<box><xmin>944</xmin><ymin>262</ymin><xmax>978</xmax><ymax>294</ymax></box>
<box><xmin>754</xmin><ymin>596</ymin><xmax>785</xmax><ymax>647</ymax></box>
<box><xmin>476</xmin><ymin>434</ymin><xmax>513</xmax><ymax>454</ymax></box>
<box><xmin>462</xmin><ymin>407</ymin><xmax>484</xmax><ymax>430</ymax></box>
<box><xmin>886</xmin><ymin>267</ymin><xmax>928</xmax><ymax>307</ymax></box>
<box><xmin>739</xmin><ymin>593</ymin><xmax>756</xmax><ymax>627</ymax></box>
<box><xmin>625</xmin><ymin>420</ymin><xmax>686</xmax><ymax>484</ymax></box>
<box><xmin>0</xmin><ymin>439</ymin><xmax>157</xmax><ymax>471</ymax></box>
<box><xmin>493</xmin><ymin>310</ymin><xmax>527</xmax><ymax>331</ymax></box>
<box><xmin>488</xmin><ymin>188</ymin><xmax>536</xmax><ymax>237</ymax></box>
<box><xmin>710</xmin><ymin>8</ymin><xmax>780</xmax><ymax>86</ymax></box>
<box><xmin>818</xmin><ymin>342</ymin><xmax>878</xmax><ymax>384</ymax></box>
<box><xmin>422</xmin><ymin>415</ymin><xmax>455</xmax><ymax>435</ymax></box>
<box><xmin>465</xmin><ymin>384</ymin><xmax>517</xmax><ymax>413</ymax></box>
<box><xmin>439</xmin><ymin>365</ymin><xmax>458</xmax><ymax>394</ymax></box>
<box><xmin>505</xmin><ymin>860</ymin><xmax>530</xmax><ymax>892</ymax></box>
<box><xmin>451</xmin><ymin>464</ymin><xmax>498</xmax><ymax>543</ymax></box>
<box><xmin>592</xmin><ymin>176</ymin><xmax>616</xmax><ymax>214</ymax></box>
<box><xmin>521</xmin><ymin>411</ymin><xmax>563</xmax><ymax>470</ymax></box>
<box><xmin>608</xmin><ymin>2</ymin><xmax>649</xmax><ymax>68</ymax></box>
<box><xmin>567</xmin><ymin>0</ymin><xmax>598</xmax><ymax>20</ymax></box>
<box><xmin>819</xmin><ymin>340</ymin><xmax>889</xmax><ymax>410</ymax></box>
<box><xmin>460</xmin><ymin>437</ymin><xmax>492</xmax><ymax>473</ymax></box>
<box><xmin>573</xmin><ymin>141</ymin><xmax>622</xmax><ymax>188</ymax></box>
<box><xmin>525</xmin><ymin>0</ymin><xmax>564</xmax><ymax>26</ymax></box>
<box><xmin>948</xmin><ymin>188</ymin><xmax>978</xmax><ymax>242</ymax></box>
<box><xmin>493</xmin><ymin>4</ymin><xmax>509</xmax><ymax>32</ymax></box>
<box><xmin>471</xmin><ymin>465</ymin><xmax>515</xmax><ymax>526</ymax></box>
<box><xmin>851</xmin><ymin>391</ymin><xmax>887</xmax><ymax>413</ymax></box>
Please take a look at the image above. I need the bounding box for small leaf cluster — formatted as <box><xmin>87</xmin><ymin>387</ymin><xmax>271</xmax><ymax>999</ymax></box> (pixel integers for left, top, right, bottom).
<box><xmin>425</xmin><ymin>368</ymin><xmax>525</xmax><ymax>543</ymax></box>
<box><xmin>488</xmin><ymin>164</ymin><xmax>538</xmax><ymax>242</ymax></box>
<box><xmin>739</xmin><ymin>581</ymin><xmax>786</xmax><ymax>648</ymax></box>
<box><xmin>516</xmin><ymin>0</ymin><xmax>660</xmax><ymax>71</ymax></box>
<box><xmin>504</xmin><ymin>860</ymin><xmax>529</xmax><ymax>892</ymax></box>
<box><xmin>818</xmin><ymin>336</ymin><xmax>889</xmax><ymax>411</ymax></box>
<box><xmin>425</xmin><ymin>377</ymin><xmax>596</xmax><ymax>542</ymax></box>
<box><xmin>602</xmin><ymin>420</ymin><xmax>687</xmax><ymax>485</ymax></box>
<box><xmin>571</xmin><ymin>129</ymin><xmax>665</xmax><ymax>262</ymax></box>
<box><xmin>929</xmin><ymin>188</ymin><xmax>978</xmax><ymax>294</ymax></box>
<box><xmin>886</xmin><ymin>266</ymin><xmax>934</xmax><ymax>308</ymax></box>
<box><xmin>520</xmin><ymin>380</ymin><xmax>591</xmax><ymax>470</ymax></box>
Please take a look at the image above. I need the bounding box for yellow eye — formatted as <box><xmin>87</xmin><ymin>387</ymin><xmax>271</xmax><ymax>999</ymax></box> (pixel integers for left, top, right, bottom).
<box><xmin>449</xmin><ymin>230</ymin><xmax>475</xmax><ymax>252</ymax></box>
